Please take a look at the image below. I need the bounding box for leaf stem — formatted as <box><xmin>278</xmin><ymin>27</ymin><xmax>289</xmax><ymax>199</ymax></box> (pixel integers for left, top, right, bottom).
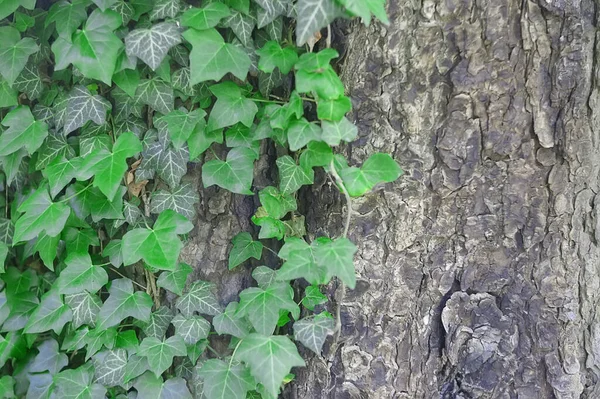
<box><xmin>110</xmin><ymin>267</ymin><xmax>147</xmax><ymax>291</ymax></box>
<box><xmin>58</xmin><ymin>183</ymin><xmax>92</xmax><ymax>203</ymax></box>
<box><xmin>251</xmin><ymin>98</ymin><xmax>286</xmax><ymax>105</ymax></box>
<box><xmin>263</xmin><ymin>246</ymin><xmax>280</xmax><ymax>258</ymax></box>
<box><xmin>206</xmin><ymin>344</ymin><xmax>222</xmax><ymax>358</ymax></box>
<box><xmin>228</xmin><ymin>339</ymin><xmax>243</xmax><ymax>369</ymax></box>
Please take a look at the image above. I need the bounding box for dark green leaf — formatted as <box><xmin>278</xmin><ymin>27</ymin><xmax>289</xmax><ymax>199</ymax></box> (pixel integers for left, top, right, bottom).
<box><xmin>125</xmin><ymin>23</ymin><xmax>182</xmax><ymax>70</ymax></box>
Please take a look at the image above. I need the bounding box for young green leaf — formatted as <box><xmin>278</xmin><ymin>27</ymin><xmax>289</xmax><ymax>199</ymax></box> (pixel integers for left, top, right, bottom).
<box><xmin>276</xmin><ymin>244</ymin><xmax>326</xmax><ymax>285</ymax></box>
<box><xmin>286</xmin><ymin>118</ymin><xmax>322</xmax><ymax>151</ymax></box>
<box><xmin>92</xmin><ymin>349</ymin><xmax>128</xmax><ymax>388</ymax></box>
<box><xmin>156</xmin><ymin>262</ymin><xmax>193</xmax><ymax>296</ymax></box>
<box><xmin>171</xmin><ymin>313</ymin><xmax>210</xmax><ymax>344</ymax></box>
<box><xmin>53</xmin><ymin>364</ymin><xmax>107</xmax><ymax>399</ymax></box>
<box><xmin>96</xmin><ymin>278</ymin><xmax>153</xmax><ymax>330</ymax></box>
<box><xmin>175</xmin><ymin>280</ymin><xmax>221</xmax><ymax>317</ymax></box>
<box><xmin>295</xmin><ymin>50</ymin><xmax>344</xmax><ymax>100</ymax></box>
<box><xmin>46</xmin><ymin>0</ymin><xmax>89</xmax><ymax>38</ymax></box>
<box><xmin>187</xmin><ymin>125</ymin><xmax>223</xmax><ymax>160</ymax></box>
<box><xmin>314</xmin><ymin>237</ymin><xmax>357</xmax><ymax>289</ymax></box>
<box><xmin>228</xmin><ymin>232</ymin><xmax>263</xmax><ymax>269</ymax></box>
<box><xmin>0</xmin><ymin>79</ymin><xmax>17</xmax><ymax>108</ymax></box>
<box><xmin>235</xmin><ymin>334</ymin><xmax>305</xmax><ymax>397</ymax></box>
<box><xmin>180</xmin><ymin>3</ymin><xmax>231</xmax><ymax>30</ymax></box>
<box><xmin>56</xmin><ymin>252</ymin><xmax>109</xmax><ymax>295</ymax></box>
<box><xmin>0</xmin><ymin>106</ymin><xmax>48</xmax><ymax>157</ymax></box>
<box><xmin>236</xmin><ymin>282</ymin><xmax>298</xmax><ymax>335</ymax></box>
<box><xmin>138</xmin><ymin>335</ymin><xmax>186</xmax><ymax>377</ymax></box>
<box><xmin>62</xmin><ymin>86</ymin><xmax>112</xmax><ymax>135</ymax></box>
<box><xmin>207</xmin><ymin>82</ymin><xmax>258</xmax><ymax>131</ymax></box>
<box><xmin>65</xmin><ymin>184</ymin><xmax>126</xmax><ymax>223</ymax></box>
<box><xmin>256</xmin><ymin>41</ymin><xmax>298</xmax><ymax>74</ymax></box>
<box><xmin>13</xmin><ymin>186</ymin><xmax>70</xmax><ymax>244</ymax></box>
<box><xmin>339</xmin><ymin>153</ymin><xmax>403</xmax><ymax>197</ymax></box>
<box><xmin>83</xmin><ymin>327</ymin><xmax>118</xmax><ymax>360</ymax></box>
<box><xmin>202</xmin><ymin>147</ymin><xmax>256</xmax><ymax>195</ymax></box>
<box><xmin>133</xmin><ymin>372</ymin><xmax>192</xmax><ymax>399</ymax></box>
<box><xmin>258</xmin><ymin>186</ymin><xmax>297</xmax><ymax>219</ymax></box>
<box><xmin>213</xmin><ymin>302</ymin><xmax>251</xmax><ymax>339</ymax></box>
<box><xmin>299</xmin><ymin>141</ymin><xmax>333</xmax><ymax>169</ymax></box>
<box><xmin>321</xmin><ymin>117</ymin><xmax>358</xmax><ymax>146</ymax></box>
<box><xmin>162</xmin><ymin>108</ymin><xmax>205</xmax><ymax>149</ymax></box>
<box><xmin>253</xmin><ymin>216</ymin><xmax>285</xmax><ymax>240</ymax></box>
<box><xmin>337</xmin><ymin>0</ymin><xmax>389</xmax><ymax>25</ymax></box>
<box><xmin>125</xmin><ymin>22</ymin><xmax>182</xmax><ymax>70</ymax></box>
<box><xmin>0</xmin><ymin>29</ymin><xmax>38</xmax><ymax>85</ymax></box>
<box><xmin>302</xmin><ymin>285</ymin><xmax>328</xmax><ymax>310</ymax></box>
<box><xmin>293</xmin><ymin>312</ymin><xmax>334</xmax><ymax>354</ymax></box>
<box><xmin>276</xmin><ymin>155</ymin><xmax>314</xmax><ymax>194</ymax></box>
<box><xmin>317</xmin><ymin>95</ymin><xmax>351</xmax><ymax>121</ymax></box>
<box><xmin>198</xmin><ymin>359</ymin><xmax>255</xmax><ymax>399</ymax></box>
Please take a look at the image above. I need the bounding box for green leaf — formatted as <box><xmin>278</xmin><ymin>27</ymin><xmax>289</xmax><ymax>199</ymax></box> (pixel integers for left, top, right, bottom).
<box><xmin>293</xmin><ymin>312</ymin><xmax>334</xmax><ymax>354</ymax></box>
<box><xmin>122</xmin><ymin>209</ymin><xmax>193</xmax><ymax>271</ymax></box>
<box><xmin>0</xmin><ymin>33</ymin><xmax>38</xmax><ymax>86</ymax></box>
<box><xmin>175</xmin><ymin>280</ymin><xmax>221</xmax><ymax>317</ymax></box>
<box><xmin>133</xmin><ymin>372</ymin><xmax>192</xmax><ymax>399</ymax></box>
<box><xmin>151</xmin><ymin>182</ymin><xmax>199</xmax><ymax>220</ymax></box>
<box><xmin>79</xmin><ymin>131</ymin><xmax>141</xmax><ymax>201</ymax></box>
<box><xmin>286</xmin><ymin>118</ymin><xmax>321</xmax><ymax>151</ymax></box>
<box><xmin>62</xmin><ymin>86</ymin><xmax>112</xmax><ymax>134</ymax></box>
<box><xmin>183</xmin><ymin>28</ymin><xmax>250</xmax><ymax>84</ymax></box>
<box><xmin>340</xmin><ymin>153</ymin><xmax>402</xmax><ymax>196</ymax></box>
<box><xmin>320</xmin><ymin>117</ymin><xmax>357</xmax><ymax>146</ymax></box>
<box><xmin>295</xmin><ymin>0</ymin><xmax>340</xmax><ymax>46</ymax></box>
<box><xmin>255</xmin><ymin>0</ymin><xmax>288</xmax><ymax>28</ymax></box>
<box><xmin>276</xmin><ymin>155</ymin><xmax>314</xmax><ymax>194</ymax></box>
<box><xmin>295</xmin><ymin>49</ymin><xmax>344</xmax><ymax>100</ymax></box>
<box><xmin>65</xmin><ymin>291</ymin><xmax>102</xmax><ymax>328</ymax></box>
<box><xmin>236</xmin><ymin>282</ymin><xmax>298</xmax><ymax>335</ymax></box>
<box><xmin>252</xmin><ymin>266</ymin><xmax>277</xmax><ymax>288</ymax></box>
<box><xmin>30</xmin><ymin>338</ymin><xmax>68</xmax><ymax>375</ymax></box>
<box><xmin>139</xmin><ymin>335</ymin><xmax>186</xmax><ymax>377</ymax></box>
<box><xmin>235</xmin><ymin>334</ymin><xmax>304</xmax><ymax>397</ymax></box>
<box><xmin>223</xmin><ymin>10</ymin><xmax>255</xmax><ymax>48</ymax></box>
<box><xmin>65</xmin><ymin>184</ymin><xmax>126</xmax><ymax>222</ymax></box>
<box><xmin>276</xmin><ymin>243</ymin><xmax>326</xmax><ymax>285</ymax></box>
<box><xmin>63</xmin><ymin>227</ymin><xmax>100</xmax><ymax>254</ymax></box>
<box><xmin>115</xmin><ymin>329</ymin><xmax>139</xmax><ymax>351</ymax></box>
<box><xmin>253</xmin><ymin>216</ymin><xmax>285</xmax><ymax>240</ymax></box>
<box><xmin>0</xmin><ymin>106</ymin><xmax>48</xmax><ymax>156</ymax></box>
<box><xmin>337</xmin><ymin>0</ymin><xmax>388</xmax><ymax>25</ymax></box>
<box><xmin>228</xmin><ymin>232</ymin><xmax>262</xmax><ymax>269</ymax></box>
<box><xmin>92</xmin><ymin>349</ymin><xmax>128</xmax><ymax>388</ymax></box>
<box><xmin>213</xmin><ymin>302</ymin><xmax>250</xmax><ymax>339</ymax></box>
<box><xmin>113</xmin><ymin>69</ymin><xmax>140</xmax><ymax>97</ymax></box>
<box><xmin>56</xmin><ymin>252</ymin><xmax>109</xmax><ymax>295</ymax></box>
<box><xmin>92</xmin><ymin>0</ymin><xmax>118</xmax><ymax>11</ymax></box>
<box><xmin>0</xmin><ymin>375</ymin><xmax>14</xmax><ymax>399</ymax></box>
<box><xmin>317</xmin><ymin>95</ymin><xmax>351</xmax><ymax>121</ymax></box>
<box><xmin>46</xmin><ymin>0</ymin><xmax>89</xmax><ymax>38</ymax></box>
<box><xmin>83</xmin><ymin>327</ymin><xmax>118</xmax><ymax>359</ymax></box>
<box><xmin>256</xmin><ymin>41</ymin><xmax>297</xmax><ymax>74</ymax></box>
<box><xmin>123</xmin><ymin>354</ymin><xmax>151</xmax><ymax>383</ymax></box>
<box><xmin>13</xmin><ymin>62</ymin><xmax>43</xmax><ymax>100</ymax></box>
<box><xmin>299</xmin><ymin>141</ymin><xmax>332</xmax><ymax>169</ymax></box>
<box><xmin>156</xmin><ymin>262</ymin><xmax>193</xmax><ymax>296</ymax></box>
<box><xmin>52</xmin><ymin>9</ymin><xmax>123</xmax><ymax>85</ymax></box>
<box><xmin>202</xmin><ymin>147</ymin><xmax>256</xmax><ymax>195</ymax></box>
<box><xmin>0</xmin><ymin>79</ymin><xmax>17</xmax><ymax>108</ymax></box>
<box><xmin>258</xmin><ymin>187</ymin><xmax>296</xmax><ymax>220</ymax></box>
<box><xmin>54</xmin><ymin>364</ymin><xmax>106</xmax><ymax>399</ymax></box>
<box><xmin>302</xmin><ymin>285</ymin><xmax>327</xmax><ymax>310</ymax></box>
<box><xmin>198</xmin><ymin>359</ymin><xmax>255</xmax><ymax>399</ymax></box>
<box><xmin>3</xmin><ymin>291</ymin><xmax>38</xmax><ymax>331</ymax></box>
<box><xmin>24</xmin><ymin>290</ymin><xmax>72</xmax><ymax>334</ymax></box>
<box><xmin>180</xmin><ymin>3</ymin><xmax>231</xmax><ymax>30</ymax></box>
<box><xmin>13</xmin><ymin>186</ymin><xmax>70</xmax><ymax>243</ymax></box>
<box><xmin>44</xmin><ymin>156</ymin><xmax>82</xmax><ymax>198</ymax></box>
<box><xmin>141</xmin><ymin>306</ymin><xmax>173</xmax><ymax>339</ymax></box>
<box><xmin>96</xmin><ymin>278</ymin><xmax>153</xmax><ymax>330</ymax></box>
<box><xmin>79</xmin><ymin>124</ymin><xmax>113</xmax><ymax>157</ymax></box>
<box><xmin>314</xmin><ymin>237</ymin><xmax>357</xmax><ymax>289</ymax></box>
<box><xmin>14</xmin><ymin>11</ymin><xmax>34</xmax><ymax>32</ymax></box>
<box><xmin>125</xmin><ymin>22</ymin><xmax>182</xmax><ymax>70</ymax></box>
<box><xmin>172</xmin><ymin>313</ymin><xmax>210</xmax><ymax>344</ymax></box>
<box><xmin>188</xmin><ymin>125</ymin><xmax>223</xmax><ymax>160</ymax></box>
<box><xmin>135</xmin><ymin>78</ymin><xmax>174</xmax><ymax>115</ymax></box>
<box><xmin>150</xmin><ymin>0</ymin><xmax>182</xmax><ymax>20</ymax></box>
<box><xmin>162</xmin><ymin>108</ymin><xmax>205</xmax><ymax>149</ymax></box>
<box><xmin>207</xmin><ymin>82</ymin><xmax>258</xmax><ymax>131</ymax></box>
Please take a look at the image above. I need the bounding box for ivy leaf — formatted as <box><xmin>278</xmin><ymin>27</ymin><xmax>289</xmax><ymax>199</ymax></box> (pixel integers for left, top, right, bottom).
<box><xmin>0</xmin><ymin>31</ymin><xmax>38</xmax><ymax>85</ymax></box>
<box><xmin>13</xmin><ymin>62</ymin><xmax>43</xmax><ymax>100</ymax></box>
<box><xmin>124</xmin><ymin>354</ymin><xmax>151</xmax><ymax>383</ymax></box>
<box><xmin>293</xmin><ymin>312</ymin><xmax>334</xmax><ymax>354</ymax></box>
<box><xmin>213</xmin><ymin>302</ymin><xmax>250</xmax><ymax>339</ymax></box>
<box><xmin>65</xmin><ymin>291</ymin><xmax>102</xmax><ymax>329</ymax></box>
<box><xmin>133</xmin><ymin>372</ymin><xmax>192</xmax><ymax>399</ymax></box>
<box><xmin>314</xmin><ymin>237</ymin><xmax>357</xmax><ymax>289</ymax></box>
<box><xmin>35</xmin><ymin>130</ymin><xmax>75</xmax><ymax>170</ymax></box>
<box><xmin>302</xmin><ymin>285</ymin><xmax>327</xmax><ymax>310</ymax></box>
<box><xmin>198</xmin><ymin>359</ymin><xmax>255</xmax><ymax>399</ymax></box>
<box><xmin>125</xmin><ymin>22</ymin><xmax>182</xmax><ymax>70</ymax></box>
<box><xmin>299</xmin><ymin>141</ymin><xmax>332</xmax><ymax>169</ymax></box>
<box><xmin>30</xmin><ymin>339</ymin><xmax>68</xmax><ymax>375</ymax></box>
<box><xmin>3</xmin><ymin>291</ymin><xmax>38</xmax><ymax>331</ymax></box>
<box><xmin>254</xmin><ymin>0</ymin><xmax>288</xmax><ymax>28</ymax></box>
<box><xmin>336</xmin><ymin>0</ymin><xmax>388</xmax><ymax>25</ymax></box>
<box><xmin>235</xmin><ymin>334</ymin><xmax>304</xmax><ymax>397</ymax></box>
<box><xmin>26</xmin><ymin>373</ymin><xmax>53</xmax><ymax>399</ymax></box>
<box><xmin>320</xmin><ymin>117</ymin><xmax>357</xmax><ymax>146</ymax></box>
<box><xmin>180</xmin><ymin>3</ymin><xmax>231</xmax><ymax>30</ymax></box>
<box><xmin>183</xmin><ymin>28</ymin><xmax>250</xmax><ymax>84</ymax></box>
<box><xmin>188</xmin><ymin>125</ymin><xmax>223</xmax><ymax>160</ymax></box>
<box><xmin>276</xmin><ymin>155</ymin><xmax>314</xmax><ymax>194</ymax></box>
<box><xmin>317</xmin><ymin>95</ymin><xmax>351</xmax><ymax>121</ymax></box>
<box><xmin>122</xmin><ymin>209</ymin><xmax>193</xmax><ymax>271</ymax></box>
<box><xmin>295</xmin><ymin>49</ymin><xmax>344</xmax><ymax>100</ymax></box>
<box><xmin>111</xmin><ymin>0</ymin><xmax>134</xmax><ymax>24</ymax></box>
<box><xmin>223</xmin><ymin>10</ymin><xmax>255</xmax><ymax>48</ymax></box>
<box><xmin>295</xmin><ymin>0</ymin><xmax>340</xmax><ymax>46</ymax></box>
<box><xmin>141</xmin><ymin>306</ymin><xmax>174</xmax><ymax>339</ymax></box>
<box><xmin>24</xmin><ymin>290</ymin><xmax>72</xmax><ymax>334</ymax></box>
<box><xmin>79</xmin><ymin>124</ymin><xmax>112</xmax><ymax>157</ymax></box>
<box><xmin>340</xmin><ymin>153</ymin><xmax>403</xmax><ymax>197</ymax></box>
<box><xmin>162</xmin><ymin>108</ymin><xmax>205</xmax><ymax>149</ymax></box>
<box><xmin>253</xmin><ymin>216</ymin><xmax>285</xmax><ymax>240</ymax></box>
<box><xmin>151</xmin><ymin>182</ymin><xmax>199</xmax><ymax>220</ymax></box>
<box><xmin>112</xmin><ymin>69</ymin><xmax>140</xmax><ymax>97</ymax></box>
<box><xmin>44</xmin><ymin>156</ymin><xmax>82</xmax><ymax>198</ymax></box>
<box><xmin>207</xmin><ymin>82</ymin><xmax>258</xmax><ymax>131</ymax></box>
<box><xmin>83</xmin><ymin>327</ymin><xmax>118</xmax><ymax>360</ymax></box>
<box><xmin>135</xmin><ymin>78</ymin><xmax>174</xmax><ymax>115</ymax></box>
<box><xmin>13</xmin><ymin>186</ymin><xmax>70</xmax><ymax>244</ymax></box>
<box><xmin>65</xmin><ymin>184</ymin><xmax>126</xmax><ymax>222</ymax></box>
<box><xmin>96</xmin><ymin>278</ymin><xmax>153</xmax><ymax>330</ymax></box>
<box><xmin>46</xmin><ymin>0</ymin><xmax>89</xmax><ymax>38</ymax></box>
<box><xmin>63</xmin><ymin>227</ymin><xmax>100</xmax><ymax>254</ymax></box>
<box><xmin>286</xmin><ymin>118</ymin><xmax>321</xmax><ymax>151</ymax></box>
<box><xmin>92</xmin><ymin>0</ymin><xmax>118</xmax><ymax>11</ymax></box>
<box><xmin>79</xmin><ymin>132</ymin><xmax>141</xmax><ymax>201</ymax></box>
<box><xmin>256</xmin><ymin>41</ymin><xmax>297</xmax><ymax>74</ymax></box>
<box><xmin>56</xmin><ymin>252</ymin><xmax>109</xmax><ymax>295</ymax></box>
<box><xmin>92</xmin><ymin>349</ymin><xmax>128</xmax><ymax>388</ymax></box>
<box><xmin>175</xmin><ymin>280</ymin><xmax>221</xmax><ymax>317</ymax></box>
<box><xmin>62</xmin><ymin>86</ymin><xmax>112</xmax><ymax>135</ymax></box>
<box><xmin>252</xmin><ymin>266</ymin><xmax>277</xmax><ymax>289</ymax></box>
<box><xmin>276</xmin><ymin>244</ymin><xmax>326</xmax><ymax>285</ymax></box>
<box><xmin>156</xmin><ymin>262</ymin><xmax>193</xmax><ymax>296</ymax></box>
<box><xmin>0</xmin><ymin>79</ymin><xmax>17</xmax><ymax>108</ymax></box>
<box><xmin>0</xmin><ymin>106</ymin><xmax>48</xmax><ymax>157</ymax></box>
<box><xmin>236</xmin><ymin>282</ymin><xmax>298</xmax><ymax>335</ymax></box>
<box><xmin>115</xmin><ymin>330</ymin><xmax>139</xmax><ymax>351</ymax></box>
<box><xmin>150</xmin><ymin>0</ymin><xmax>182</xmax><ymax>20</ymax></box>
<box><xmin>157</xmin><ymin>145</ymin><xmax>189</xmax><ymax>188</ymax></box>
<box><xmin>228</xmin><ymin>232</ymin><xmax>262</xmax><ymax>269</ymax></box>
<box><xmin>171</xmin><ymin>314</ymin><xmax>211</xmax><ymax>345</ymax></box>
<box><xmin>139</xmin><ymin>335</ymin><xmax>186</xmax><ymax>377</ymax></box>
<box><xmin>54</xmin><ymin>364</ymin><xmax>107</xmax><ymax>399</ymax></box>
<box><xmin>258</xmin><ymin>186</ymin><xmax>295</xmax><ymax>219</ymax></box>
<box><xmin>52</xmin><ymin>9</ymin><xmax>123</xmax><ymax>85</ymax></box>
<box><xmin>203</xmin><ymin>147</ymin><xmax>256</xmax><ymax>194</ymax></box>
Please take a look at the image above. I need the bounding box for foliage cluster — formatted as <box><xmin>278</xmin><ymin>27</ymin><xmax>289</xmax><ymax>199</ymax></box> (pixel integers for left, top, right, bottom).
<box><xmin>0</xmin><ymin>0</ymin><xmax>400</xmax><ymax>397</ymax></box>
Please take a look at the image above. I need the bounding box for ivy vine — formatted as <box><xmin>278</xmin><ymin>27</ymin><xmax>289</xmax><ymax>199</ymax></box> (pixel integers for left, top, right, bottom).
<box><xmin>0</xmin><ymin>0</ymin><xmax>401</xmax><ymax>397</ymax></box>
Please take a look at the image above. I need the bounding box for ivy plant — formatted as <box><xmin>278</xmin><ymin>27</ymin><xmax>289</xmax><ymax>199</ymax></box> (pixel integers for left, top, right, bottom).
<box><xmin>0</xmin><ymin>0</ymin><xmax>401</xmax><ymax>397</ymax></box>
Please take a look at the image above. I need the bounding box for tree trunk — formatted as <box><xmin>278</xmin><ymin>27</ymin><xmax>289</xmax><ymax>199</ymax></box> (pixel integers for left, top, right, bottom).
<box><xmin>289</xmin><ymin>0</ymin><xmax>600</xmax><ymax>397</ymax></box>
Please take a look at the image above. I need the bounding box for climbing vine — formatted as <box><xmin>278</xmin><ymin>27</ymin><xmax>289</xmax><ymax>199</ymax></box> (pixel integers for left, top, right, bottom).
<box><xmin>0</xmin><ymin>0</ymin><xmax>400</xmax><ymax>397</ymax></box>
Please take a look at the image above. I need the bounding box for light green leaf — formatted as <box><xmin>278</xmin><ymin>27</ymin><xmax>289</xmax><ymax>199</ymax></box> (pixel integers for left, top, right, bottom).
<box><xmin>63</xmin><ymin>227</ymin><xmax>100</xmax><ymax>254</ymax></box>
<box><xmin>135</xmin><ymin>78</ymin><xmax>174</xmax><ymax>115</ymax></box>
<box><xmin>256</xmin><ymin>41</ymin><xmax>297</xmax><ymax>74</ymax></box>
<box><xmin>339</xmin><ymin>153</ymin><xmax>402</xmax><ymax>197</ymax></box>
<box><xmin>0</xmin><ymin>375</ymin><xmax>13</xmax><ymax>399</ymax></box>
<box><xmin>151</xmin><ymin>183</ymin><xmax>199</xmax><ymax>220</ymax></box>
<box><xmin>141</xmin><ymin>306</ymin><xmax>174</xmax><ymax>339</ymax></box>
<box><xmin>320</xmin><ymin>117</ymin><xmax>357</xmax><ymax>146</ymax></box>
<box><xmin>188</xmin><ymin>125</ymin><xmax>223</xmax><ymax>160</ymax></box>
<box><xmin>286</xmin><ymin>117</ymin><xmax>321</xmax><ymax>151</ymax></box>
<box><xmin>113</xmin><ymin>69</ymin><xmax>140</xmax><ymax>97</ymax></box>
<box><xmin>207</xmin><ymin>82</ymin><xmax>258</xmax><ymax>131</ymax></box>
<box><xmin>253</xmin><ymin>216</ymin><xmax>285</xmax><ymax>240</ymax></box>
<box><xmin>252</xmin><ymin>266</ymin><xmax>277</xmax><ymax>288</ymax></box>
<box><xmin>235</xmin><ymin>334</ymin><xmax>304</xmax><ymax>397</ymax></box>
<box><xmin>162</xmin><ymin>108</ymin><xmax>205</xmax><ymax>148</ymax></box>
<box><xmin>299</xmin><ymin>141</ymin><xmax>332</xmax><ymax>169</ymax></box>
<box><xmin>295</xmin><ymin>0</ymin><xmax>340</xmax><ymax>46</ymax></box>
<box><xmin>236</xmin><ymin>282</ymin><xmax>298</xmax><ymax>335</ymax></box>
<box><xmin>44</xmin><ymin>156</ymin><xmax>82</xmax><ymax>198</ymax></box>
<box><xmin>54</xmin><ymin>364</ymin><xmax>106</xmax><ymax>399</ymax></box>
<box><xmin>62</xmin><ymin>86</ymin><xmax>112</xmax><ymax>135</ymax></box>
<box><xmin>172</xmin><ymin>313</ymin><xmax>210</xmax><ymax>344</ymax></box>
<box><xmin>150</xmin><ymin>0</ymin><xmax>182</xmax><ymax>20</ymax></box>
<box><xmin>65</xmin><ymin>183</ymin><xmax>126</xmax><ymax>222</ymax></box>
<box><xmin>24</xmin><ymin>290</ymin><xmax>72</xmax><ymax>334</ymax></box>
<box><xmin>228</xmin><ymin>232</ymin><xmax>262</xmax><ymax>269</ymax></box>
<box><xmin>125</xmin><ymin>22</ymin><xmax>182</xmax><ymax>70</ymax></box>
<box><xmin>156</xmin><ymin>262</ymin><xmax>193</xmax><ymax>296</ymax></box>
<box><xmin>13</xmin><ymin>186</ymin><xmax>70</xmax><ymax>243</ymax></box>
<box><xmin>314</xmin><ymin>237</ymin><xmax>357</xmax><ymax>289</ymax></box>
<box><xmin>302</xmin><ymin>285</ymin><xmax>327</xmax><ymax>310</ymax></box>
<box><xmin>213</xmin><ymin>302</ymin><xmax>250</xmax><ymax>339</ymax></box>
<box><xmin>180</xmin><ymin>3</ymin><xmax>231</xmax><ymax>30</ymax></box>
<box><xmin>175</xmin><ymin>280</ymin><xmax>221</xmax><ymax>317</ymax></box>
<box><xmin>337</xmin><ymin>0</ymin><xmax>389</xmax><ymax>25</ymax></box>
<box><xmin>138</xmin><ymin>335</ymin><xmax>186</xmax><ymax>377</ymax></box>
<box><xmin>276</xmin><ymin>155</ymin><xmax>314</xmax><ymax>194</ymax></box>
<box><xmin>122</xmin><ymin>210</ymin><xmax>193</xmax><ymax>271</ymax></box>
<box><xmin>295</xmin><ymin>49</ymin><xmax>344</xmax><ymax>100</ymax></box>
<box><xmin>198</xmin><ymin>359</ymin><xmax>255</xmax><ymax>399</ymax></box>
<box><xmin>115</xmin><ymin>329</ymin><xmax>139</xmax><ymax>351</ymax></box>
<box><xmin>0</xmin><ymin>33</ymin><xmax>38</xmax><ymax>86</ymax></box>
<box><xmin>0</xmin><ymin>79</ymin><xmax>18</xmax><ymax>108</ymax></box>
<box><xmin>46</xmin><ymin>0</ymin><xmax>89</xmax><ymax>38</ymax></box>
<box><xmin>202</xmin><ymin>147</ymin><xmax>256</xmax><ymax>195</ymax></box>
<box><xmin>52</xmin><ymin>9</ymin><xmax>123</xmax><ymax>85</ymax></box>
<box><xmin>317</xmin><ymin>95</ymin><xmax>351</xmax><ymax>121</ymax></box>
<box><xmin>276</xmin><ymin>243</ymin><xmax>326</xmax><ymax>285</ymax></box>
<box><xmin>65</xmin><ymin>291</ymin><xmax>102</xmax><ymax>329</ymax></box>
<box><xmin>83</xmin><ymin>327</ymin><xmax>118</xmax><ymax>359</ymax></box>
<box><xmin>183</xmin><ymin>28</ymin><xmax>250</xmax><ymax>84</ymax></box>
<box><xmin>30</xmin><ymin>338</ymin><xmax>68</xmax><ymax>375</ymax></box>
<box><xmin>96</xmin><ymin>278</ymin><xmax>153</xmax><ymax>330</ymax></box>
<box><xmin>257</xmin><ymin>186</ymin><xmax>296</xmax><ymax>220</ymax></box>
<box><xmin>92</xmin><ymin>349</ymin><xmax>128</xmax><ymax>388</ymax></box>
<box><xmin>133</xmin><ymin>372</ymin><xmax>192</xmax><ymax>399</ymax></box>
<box><xmin>293</xmin><ymin>312</ymin><xmax>334</xmax><ymax>354</ymax></box>
<box><xmin>0</xmin><ymin>106</ymin><xmax>48</xmax><ymax>156</ymax></box>
<box><xmin>56</xmin><ymin>252</ymin><xmax>109</xmax><ymax>295</ymax></box>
